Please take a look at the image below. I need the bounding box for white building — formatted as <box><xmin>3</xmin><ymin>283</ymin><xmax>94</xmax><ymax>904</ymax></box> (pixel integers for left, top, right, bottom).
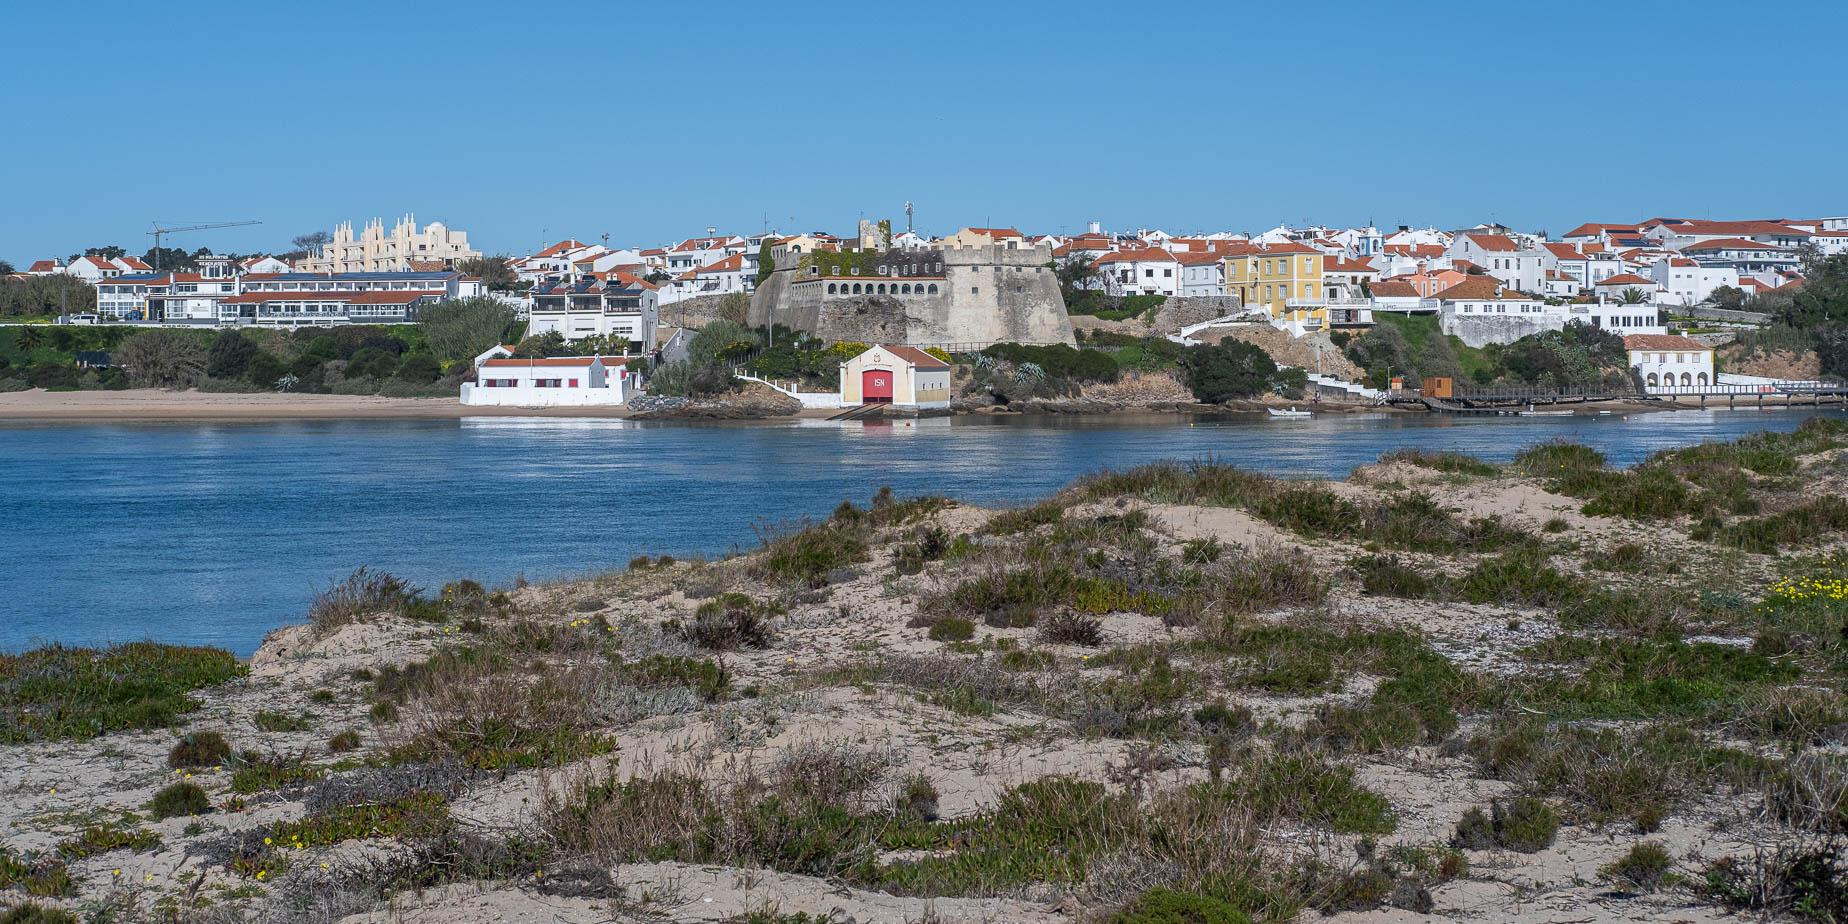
<box><xmin>660</xmin><ymin>252</ymin><xmax>751</xmax><ymax>305</ymax></box>
<box><xmin>839</xmin><ymin>345</ymin><xmax>951</xmax><ymax>409</ymax></box>
<box><xmin>1448</xmin><ymin>233</ymin><xmax>1545</xmax><ymax>294</ymax></box>
<box><xmin>1650</xmin><ymin>258</ymin><xmax>1739</xmax><ymax>307</ymax></box>
<box><xmin>298</xmin><ymin>215</ymin><xmax>481</xmax><ymax>274</ymax></box>
<box><xmin>462</xmin><ymin>355</ymin><xmax>637</xmax><ymax>406</ymax></box>
<box><xmin>1625</xmin><ymin>334</ymin><xmax>1714</xmax><ymax>392</ymax></box>
<box><xmin>1593</xmin><ymin>273</ymin><xmax>1663</xmax><ymax>305</ymax></box>
<box><xmin>1176</xmin><ymin>252</ymin><xmax>1226</xmax><ymax>297</ymax></box>
<box><xmin>525</xmin><ymin>274</ymin><xmax>660</xmax><ymax>350</ymax></box>
<box><xmin>1095</xmin><ymin>247</ymin><xmax>1180</xmax><ymax>297</ymax></box>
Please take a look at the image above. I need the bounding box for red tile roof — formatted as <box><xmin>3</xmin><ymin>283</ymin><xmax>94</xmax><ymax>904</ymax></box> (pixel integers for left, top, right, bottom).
<box><xmin>1432</xmin><ymin>276</ymin><xmax>1534</xmax><ymax>300</ymax></box>
<box><xmin>1624</xmin><ymin>334</ymin><xmax>1709</xmax><ymax>351</ymax></box>
<box><xmin>1681</xmin><ymin>238</ymin><xmax>1781</xmax><ymax>252</ymax></box>
<box><xmin>1466</xmin><ymin>234</ymin><xmax>1518</xmax><ymax>252</ymax></box>
<box><xmin>694</xmin><ymin>253</ymin><xmax>746</xmax><ymax>274</ymax></box>
<box><xmin>28</xmin><ymin>260</ymin><xmax>58</xmax><ymax>272</ymax></box>
<box><xmin>1096</xmin><ymin>247</ymin><xmax>1177</xmax><ymax>264</ymax></box>
<box><xmin>1595</xmin><ymin>273</ymin><xmax>1655</xmax><ymax>287</ymax></box>
<box><xmin>1663</xmin><ymin>220</ymin><xmax>1806</xmax><ymax>238</ymax></box>
<box><xmin>878</xmin><ymin>346</ymin><xmax>949</xmax><ymax>369</ymax></box>
<box><xmin>533</xmin><ymin>240</ymin><xmax>587</xmax><ymax>258</ymax></box>
<box><xmin>1562</xmin><ymin>223</ymin><xmax>1640</xmax><ymax>238</ymax></box>
<box><xmin>1368</xmin><ymin>279</ymin><xmax>1419</xmax><ymax>298</ymax></box>
<box><xmin>481</xmin><ymin>357</ymin><xmax>603</xmax><ymax>367</ymax></box>
<box><xmin>1543</xmin><ymin>243</ymin><xmax>1589</xmax><ymax>261</ymax></box>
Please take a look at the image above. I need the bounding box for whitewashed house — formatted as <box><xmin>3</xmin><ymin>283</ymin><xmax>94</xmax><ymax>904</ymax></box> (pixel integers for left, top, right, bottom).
<box><xmin>526</xmin><ymin>274</ymin><xmax>660</xmax><ymax>350</ymax></box>
<box><xmin>1176</xmin><ymin>252</ymin><xmax>1226</xmax><ymax>297</ymax></box>
<box><xmin>462</xmin><ymin>355</ymin><xmax>638</xmax><ymax>406</ymax></box>
<box><xmin>1095</xmin><ymin>247</ymin><xmax>1180</xmax><ymax>297</ymax></box>
<box><xmin>1447</xmin><ymin>234</ymin><xmax>1545</xmax><ymax>294</ymax></box>
<box><xmin>1650</xmin><ymin>258</ymin><xmax>1739</xmax><ymax>307</ymax></box>
<box><xmin>1594</xmin><ymin>273</ymin><xmax>1663</xmax><ymax>306</ymax></box>
<box><xmin>1625</xmin><ymin>334</ymin><xmax>1713</xmax><ymax>392</ymax></box>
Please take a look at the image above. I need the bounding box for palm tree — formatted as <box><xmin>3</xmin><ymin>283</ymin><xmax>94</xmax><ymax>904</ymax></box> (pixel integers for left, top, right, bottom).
<box><xmin>13</xmin><ymin>326</ymin><xmax>43</xmax><ymax>351</ymax></box>
<box><xmin>1620</xmin><ymin>287</ymin><xmax>1648</xmax><ymax>305</ymax></box>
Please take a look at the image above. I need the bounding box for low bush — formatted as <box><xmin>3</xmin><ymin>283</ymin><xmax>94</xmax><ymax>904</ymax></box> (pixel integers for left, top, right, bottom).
<box><xmin>1379</xmin><ymin>448</ymin><xmax>1499</xmax><ymax>477</ymax></box>
<box><xmin>1601</xmin><ymin>841</ymin><xmax>1673</xmax><ymax>892</ymax></box>
<box><xmin>0</xmin><ymin>849</ymin><xmax>75</xmax><ymax>898</ymax></box>
<box><xmin>1041</xmin><ymin>611</ymin><xmax>1105</xmax><ymax>646</ymax></box>
<box><xmin>327</xmin><ymin>729</ymin><xmax>362</xmax><ymax>752</ymax></box>
<box><xmin>1701</xmin><ymin>845</ymin><xmax>1848</xmax><ymax>921</ymax></box>
<box><xmin>169</xmin><ymin>729</ymin><xmax>232</xmax><ymax>767</ymax></box>
<box><xmin>56</xmin><ymin>824</ymin><xmax>160</xmax><ymax>860</ymax></box>
<box><xmin>1109</xmin><ymin>888</ymin><xmax>1251</xmax><ymax>924</ymax></box>
<box><xmin>927</xmin><ymin>616</ymin><xmax>975</xmax><ymax>642</ymax></box>
<box><xmin>683</xmin><ymin>594</ymin><xmax>780</xmax><ymax>650</ymax></box>
<box><xmin>253</xmin><ymin>709</ymin><xmax>313</xmax><ymax>732</ymax></box>
<box><xmin>624</xmin><ymin>655</ymin><xmax>731</xmax><ymax>702</ymax></box>
<box><xmin>751</xmin><ymin>522</ymin><xmax>868</xmax><ymax>588</ymax></box>
<box><xmin>0</xmin><ymin>904</ymin><xmax>79</xmax><ymax>924</ymax></box>
<box><xmin>307</xmin><ymin>566</ymin><xmax>419</xmax><ymax>632</ymax></box>
<box><xmin>149</xmin><ymin>781</ymin><xmax>212</xmax><ymax>819</ymax></box>
<box><xmin>1450</xmin><ymin>798</ymin><xmax>1558</xmax><ymax>852</ymax></box>
<box><xmin>1717</xmin><ymin>496</ymin><xmax>1848</xmax><ymax>554</ymax></box>
<box><xmin>0</xmin><ymin>642</ymin><xmax>245</xmax><ymax>743</ymax></box>
<box><xmin>896</xmin><ymin>775</ymin><xmax>940</xmax><ymax>822</ymax></box>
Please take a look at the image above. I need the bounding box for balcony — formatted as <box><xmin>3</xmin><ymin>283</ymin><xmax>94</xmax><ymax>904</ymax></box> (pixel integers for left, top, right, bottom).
<box><xmin>1286</xmin><ymin>296</ymin><xmax>1371</xmax><ymax>308</ymax></box>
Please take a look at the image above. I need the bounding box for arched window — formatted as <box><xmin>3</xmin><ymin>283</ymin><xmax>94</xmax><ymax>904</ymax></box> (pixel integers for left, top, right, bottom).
<box><xmin>1698</xmin><ymin>372</ymin><xmax>1709</xmax><ymax>386</ymax></box>
<box><xmin>1680</xmin><ymin>372</ymin><xmax>1692</xmax><ymax>387</ymax></box>
<box><xmin>901</xmin><ymin>284</ymin><xmax>911</xmax><ymax>294</ymax></box>
<box><xmin>827</xmin><ymin>283</ymin><xmax>837</xmax><ymax>294</ymax></box>
<box><xmin>852</xmin><ymin>283</ymin><xmax>862</xmax><ymax>294</ymax></box>
<box><xmin>927</xmin><ymin>284</ymin><xmax>938</xmax><ymax>294</ymax></box>
<box><xmin>1647</xmin><ymin>373</ymin><xmax>1659</xmax><ymax>387</ymax></box>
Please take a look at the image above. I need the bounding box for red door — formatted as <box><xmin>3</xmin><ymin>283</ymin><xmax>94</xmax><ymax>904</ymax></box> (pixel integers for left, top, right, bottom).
<box><xmin>862</xmin><ymin>368</ymin><xmax>893</xmax><ymax>403</ymax></box>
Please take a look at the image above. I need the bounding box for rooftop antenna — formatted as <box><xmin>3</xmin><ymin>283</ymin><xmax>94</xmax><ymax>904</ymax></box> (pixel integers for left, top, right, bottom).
<box><xmin>905</xmin><ymin>201</ymin><xmax>915</xmax><ymax>234</ymax></box>
<box><xmin>601</xmin><ymin>232</ymin><xmax>610</xmax><ymax>246</ymax></box>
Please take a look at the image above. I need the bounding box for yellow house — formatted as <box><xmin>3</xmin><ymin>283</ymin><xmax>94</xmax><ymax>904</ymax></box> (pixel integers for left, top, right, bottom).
<box><xmin>1223</xmin><ymin>243</ymin><xmax>1328</xmax><ymax>334</ymax></box>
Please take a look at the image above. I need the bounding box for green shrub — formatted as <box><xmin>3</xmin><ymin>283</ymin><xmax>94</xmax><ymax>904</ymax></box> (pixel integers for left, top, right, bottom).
<box><xmin>149</xmin><ymin>781</ymin><xmax>212</xmax><ymax>819</ymax></box>
<box><xmin>1351</xmin><ymin>555</ymin><xmax>1432</xmax><ymax>598</ymax></box>
<box><xmin>683</xmin><ymin>594</ymin><xmax>779</xmax><ymax>650</ymax></box>
<box><xmin>896</xmin><ymin>775</ymin><xmax>940</xmax><ymax>822</ymax></box>
<box><xmin>169</xmin><ymin>729</ymin><xmax>232</xmax><ymax>768</ymax></box>
<box><xmin>253</xmin><ymin>710</ymin><xmax>312</xmax><ymax>732</ymax></box>
<box><xmin>1041</xmin><ymin>611</ymin><xmax>1104</xmax><ymax>647</ymax></box>
<box><xmin>985</xmin><ymin>502</ymin><xmax>1065</xmax><ymax>536</ymax></box>
<box><xmin>1602</xmin><ymin>841</ymin><xmax>1673</xmax><ymax>891</ymax></box>
<box><xmin>0</xmin><ymin>904</ymin><xmax>79</xmax><ymax>924</ymax></box>
<box><xmin>927</xmin><ymin>617</ymin><xmax>975</xmax><ymax>642</ymax></box>
<box><xmin>1378</xmin><ymin>448</ymin><xmax>1498</xmax><ymax>477</ymax></box>
<box><xmin>624</xmin><ymin>655</ymin><xmax>731</xmax><ymax>702</ymax></box>
<box><xmin>751</xmin><ymin>523</ymin><xmax>868</xmax><ymax>588</ymax></box>
<box><xmin>1181</xmin><ymin>536</ymin><xmax>1224</xmax><ymax>564</ymax></box>
<box><xmin>56</xmin><ymin>824</ymin><xmax>160</xmax><ymax>860</ymax></box>
<box><xmin>327</xmin><ymin>729</ymin><xmax>361</xmax><ymax>752</ymax></box>
<box><xmin>0</xmin><ymin>642</ymin><xmax>245</xmax><ymax>743</ymax></box>
<box><xmin>1109</xmin><ymin>888</ymin><xmax>1251</xmax><ymax>924</ymax></box>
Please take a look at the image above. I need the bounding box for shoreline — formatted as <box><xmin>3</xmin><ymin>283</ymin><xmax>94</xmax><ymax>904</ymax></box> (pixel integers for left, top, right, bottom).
<box><xmin>0</xmin><ymin>387</ymin><xmax>1816</xmax><ymax>424</ymax></box>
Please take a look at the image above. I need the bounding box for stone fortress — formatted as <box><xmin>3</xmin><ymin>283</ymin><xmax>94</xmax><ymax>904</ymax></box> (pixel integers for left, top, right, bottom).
<box><xmin>748</xmin><ymin>220</ymin><xmax>1075</xmax><ymax>346</ymax></box>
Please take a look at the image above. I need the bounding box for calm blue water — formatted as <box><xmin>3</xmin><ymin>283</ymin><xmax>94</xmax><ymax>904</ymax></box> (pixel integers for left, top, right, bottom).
<box><xmin>1</xmin><ymin>407</ymin><xmax>1838</xmax><ymax>655</ymax></box>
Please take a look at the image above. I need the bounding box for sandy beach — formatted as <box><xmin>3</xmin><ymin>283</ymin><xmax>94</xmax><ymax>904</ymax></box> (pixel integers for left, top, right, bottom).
<box><xmin>0</xmin><ymin>389</ymin><xmax>843</xmax><ymax>421</ymax></box>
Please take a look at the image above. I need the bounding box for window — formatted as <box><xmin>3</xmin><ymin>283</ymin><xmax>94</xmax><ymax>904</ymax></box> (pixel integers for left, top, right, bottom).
<box><xmin>1144</xmin><ymin>269</ymin><xmax>1154</xmax><ymax>278</ymax></box>
<box><xmin>568</xmin><ymin>378</ymin><xmax>579</xmax><ymax>387</ymax></box>
<box><xmin>928</xmin><ymin>284</ymin><xmax>938</xmax><ymax>294</ymax></box>
<box><xmin>1163</xmin><ymin>269</ymin><xmax>1172</xmax><ymax>277</ymax></box>
<box><xmin>971</xmin><ymin>287</ymin><xmax>979</xmax><ymax>294</ymax></box>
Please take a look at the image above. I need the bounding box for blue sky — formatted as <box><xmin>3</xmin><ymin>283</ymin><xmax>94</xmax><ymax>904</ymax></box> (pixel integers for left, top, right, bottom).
<box><xmin>3</xmin><ymin>1</ymin><xmax>1844</xmax><ymax>264</ymax></box>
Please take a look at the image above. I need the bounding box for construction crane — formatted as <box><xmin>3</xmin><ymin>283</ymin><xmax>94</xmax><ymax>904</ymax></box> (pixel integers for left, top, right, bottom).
<box><xmin>147</xmin><ymin>220</ymin><xmax>263</xmax><ymax>269</ymax></box>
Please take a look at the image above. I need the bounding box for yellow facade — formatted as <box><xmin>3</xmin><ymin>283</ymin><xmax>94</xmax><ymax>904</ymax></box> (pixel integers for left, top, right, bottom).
<box><xmin>1223</xmin><ymin>247</ymin><xmax>1326</xmax><ymax>328</ymax></box>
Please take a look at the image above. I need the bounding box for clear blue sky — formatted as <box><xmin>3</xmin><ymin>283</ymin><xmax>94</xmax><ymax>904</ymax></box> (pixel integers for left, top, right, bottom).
<box><xmin>4</xmin><ymin>1</ymin><xmax>1844</xmax><ymax>265</ymax></box>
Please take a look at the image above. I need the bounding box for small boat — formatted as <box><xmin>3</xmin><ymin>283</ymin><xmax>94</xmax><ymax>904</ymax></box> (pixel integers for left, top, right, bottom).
<box><xmin>1267</xmin><ymin>407</ymin><xmax>1313</xmax><ymax>419</ymax></box>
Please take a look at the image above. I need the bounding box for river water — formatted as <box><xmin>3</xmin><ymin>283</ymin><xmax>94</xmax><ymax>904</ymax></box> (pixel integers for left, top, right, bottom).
<box><xmin>2</xmin><ymin>407</ymin><xmax>1838</xmax><ymax>655</ymax></box>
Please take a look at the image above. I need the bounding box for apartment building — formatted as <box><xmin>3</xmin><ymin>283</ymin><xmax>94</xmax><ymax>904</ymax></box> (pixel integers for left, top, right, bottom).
<box><xmin>297</xmin><ymin>215</ymin><xmax>481</xmax><ymax>274</ymax></box>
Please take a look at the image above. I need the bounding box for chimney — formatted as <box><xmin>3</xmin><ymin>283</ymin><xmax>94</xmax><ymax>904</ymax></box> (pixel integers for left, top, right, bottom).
<box><xmin>1088</xmin><ymin>220</ymin><xmax>1102</xmax><ymax>235</ymax></box>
